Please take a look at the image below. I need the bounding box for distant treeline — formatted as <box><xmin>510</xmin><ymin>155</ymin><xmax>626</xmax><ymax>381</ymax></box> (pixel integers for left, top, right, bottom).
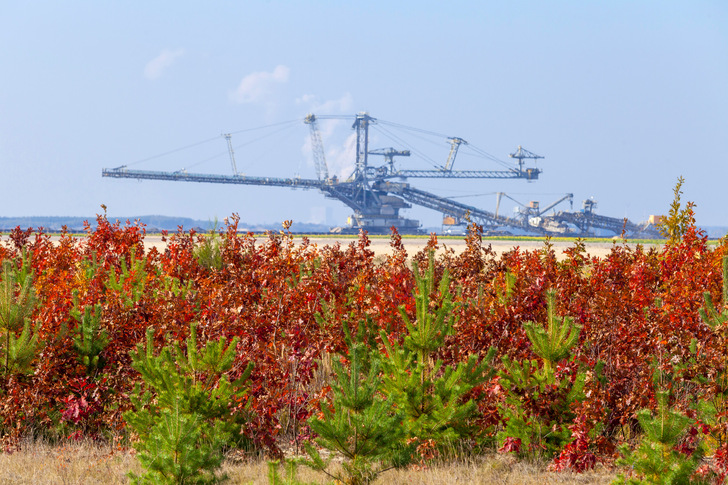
<box><xmin>1</xmin><ymin>215</ymin><xmax>724</xmax><ymax>238</ymax></box>
<box><xmin>0</xmin><ymin>216</ymin><xmax>333</xmax><ymax>234</ymax></box>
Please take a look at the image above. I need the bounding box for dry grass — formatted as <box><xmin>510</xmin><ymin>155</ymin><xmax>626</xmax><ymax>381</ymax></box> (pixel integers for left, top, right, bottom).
<box><xmin>230</xmin><ymin>455</ymin><xmax>618</xmax><ymax>485</ymax></box>
<box><xmin>0</xmin><ymin>438</ymin><xmax>141</xmax><ymax>485</ymax></box>
<box><xmin>0</xmin><ymin>439</ymin><xmax>618</xmax><ymax>485</ymax></box>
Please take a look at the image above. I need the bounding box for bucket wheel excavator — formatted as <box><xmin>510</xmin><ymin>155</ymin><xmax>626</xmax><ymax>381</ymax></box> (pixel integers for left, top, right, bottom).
<box><xmin>102</xmin><ymin>112</ymin><xmax>659</xmax><ymax>237</ymax></box>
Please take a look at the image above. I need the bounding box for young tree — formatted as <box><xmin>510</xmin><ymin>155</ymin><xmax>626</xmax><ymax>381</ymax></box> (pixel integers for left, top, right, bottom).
<box><xmin>304</xmin><ymin>318</ymin><xmax>408</xmax><ymax>485</ymax></box>
<box><xmin>0</xmin><ymin>254</ymin><xmax>39</xmax><ymax>376</ymax></box>
<box><xmin>124</xmin><ymin>322</ymin><xmax>253</xmax><ymax>484</ymax></box>
<box><xmin>522</xmin><ymin>289</ymin><xmax>582</xmax><ymax>377</ymax></box>
<box><xmin>379</xmin><ymin>252</ymin><xmax>496</xmax><ymax>448</ymax></box>
<box><xmin>70</xmin><ymin>298</ymin><xmax>109</xmax><ymax>376</ymax></box>
<box><xmin>615</xmin><ymin>390</ymin><xmax>707</xmax><ymax>484</ymax></box>
<box><xmin>657</xmin><ymin>176</ymin><xmax>696</xmax><ymax>245</ymax></box>
<box><xmin>498</xmin><ymin>289</ymin><xmax>587</xmax><ymax>458</ymax></box>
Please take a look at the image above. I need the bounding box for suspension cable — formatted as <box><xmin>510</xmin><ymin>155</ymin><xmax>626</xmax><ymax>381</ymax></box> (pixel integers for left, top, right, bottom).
<box><xmin>227</xmin><ymin>118</ymin><xmax>300</xmax><ymax>136</ymax></box>
<box><xmin>377</xmin><ymin>119</ymin><xmax>517</xmax><ymax>170</ymax></box>
<box><xmin>124</xmin><ymin>135</ymin><xmax>222</xmax><ymax>167</ymax></box>
<box><xmin>123</xmin><ymin>119</ymin><xmax>300</xmax><ymax>171</ymax></box>
<box><xmin>462</xmin><ymin>144</ymin><xmax>514</xmax><ymax>169</ymax></box>
<box><xmin>377</xmin><ymin>119</ymin><xmax>451</xmax><ymax>139</ymax></box>
<box><xmin>373</xmin><ymin>125</ymin><xmax>442</xmax><ymax>169</ymax></box>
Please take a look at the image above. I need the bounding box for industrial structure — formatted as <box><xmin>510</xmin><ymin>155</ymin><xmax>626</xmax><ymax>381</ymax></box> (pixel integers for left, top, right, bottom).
<box><xmin>102</xmin><ymin>112</ymin><xmax>660</xmax><ymax>238</ymax></box>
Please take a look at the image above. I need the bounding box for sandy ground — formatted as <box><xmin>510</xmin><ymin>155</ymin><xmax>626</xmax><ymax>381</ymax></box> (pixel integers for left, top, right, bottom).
<box><xmin>2</xmin><ymin>234</ymin><xmax>661</xmax><ymax>261</ymax></box>
<box><xmin>139</xmin><ymin>235</ymin><xmax>661</xmax><ymax>261</ymax></box>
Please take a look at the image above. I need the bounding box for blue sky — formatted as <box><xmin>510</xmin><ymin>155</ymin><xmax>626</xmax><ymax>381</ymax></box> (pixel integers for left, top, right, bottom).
<box><xmin>1</xmin><ymin>1</ymin><xmax>726</xmax><ymax>229</ymax></box>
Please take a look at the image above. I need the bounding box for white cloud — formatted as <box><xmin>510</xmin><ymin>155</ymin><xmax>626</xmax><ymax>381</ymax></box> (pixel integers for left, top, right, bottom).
<box><xmin>229</xmin><ymin>65</ymin><xmax>290</xmax><ymax>104</ymax></box>
<box><xmin>144</xmin><ymin>48</ymin><xmax>185</xmax><ymax>80</ymax></box>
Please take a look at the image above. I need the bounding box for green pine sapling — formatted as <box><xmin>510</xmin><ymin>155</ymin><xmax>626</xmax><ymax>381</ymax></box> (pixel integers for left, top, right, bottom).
<box><xmin>70</xmin><ymin>293</ymin><xmax>109</xmax><ymax>376</ymax></box>
<box><xmin>0</xmin><ymin>253</ymin><xmax>39</xmax><ymax>376</ymax></box>
<box><xmin>304</xmin><ymin>317</ymin><xmax>409</xmax><ymax>485</ymax></box>
<box><xmin>614</xmin><ymin>390</ymin><xmax>708</xmax><ymax>484</ymax></box>
<box><xmin>379</xmin><ymin>251</ymin><xmax>496</xmax><ymax>449</ymax></box>
<box><xmin>267</xmin><ymin>459</ymin><xmax>318</xmax><ymax>485</ymax></box>
<box><xmin>124</xmin><ymin>322</ymin><xmax>253</xmax><ymax>485</ymax></box>
<box><xmin>697</xmin><ymin>255</ymin><xmax>728</xmax><ymax>448</ymax></box>
<box><xmin>699</xmin><ymin>255</ymin><xmax>728</xmax><ymax>331</ymax></box>
<box><xmin>498</xmin><ymin>288</ymin><xmax>586</xmax><ymax>458</ymax></box>
<box><xmin>106</xmin><ymin>249</ymin><xmax>150</xmax><ymax>308</ymax></box>
<box><xmin>495</xmin><ymin>270</ymin><xmax>517</xmax><ymax>307</ymax></box>
<box><xmin>522</xmin><ymin>289</ymin><xmax>582</xmax><ymax>378</ymax></box>
<box><xmin>193</xmin><ymin>221</ymin><xmax>223</xmax><ymax>271</ymax></box>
